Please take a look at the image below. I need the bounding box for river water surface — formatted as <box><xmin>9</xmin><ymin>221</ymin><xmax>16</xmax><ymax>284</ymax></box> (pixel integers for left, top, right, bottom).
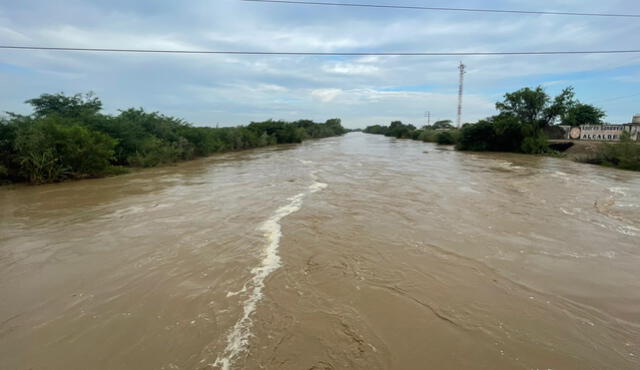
<box><xmin>1</xmin><ymin>133</ymin><xmax>639</xmax><ymax>369</ymax></box>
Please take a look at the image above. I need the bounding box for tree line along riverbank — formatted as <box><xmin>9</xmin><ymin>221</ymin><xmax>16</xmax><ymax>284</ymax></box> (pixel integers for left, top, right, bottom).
<box><xmin>364</xmin><ymin>86</ymin><xmax>640</xmax><ymax>172</ymax></box>
<box><xmin>0</xmin><ymin>93</ymin><xmax>348</xmax><ymax>185</ymax></box>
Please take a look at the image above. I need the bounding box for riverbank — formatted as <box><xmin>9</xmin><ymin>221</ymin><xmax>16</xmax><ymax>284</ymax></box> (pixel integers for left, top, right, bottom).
<box><xmin>362</xmin><ymin>127</ymin><xmax>640</xmax><ymax>172</ymax></box>
<box><xmin>550</xmin><ymin>139</ymin><xmax>640</xmax><ymax>171</ymax></box>
<box><xmin>0</xmin><ymin>132</ymin><xmax>350</xmax><ymax>188</ymax></box>
<box><xmin>550</xmin><ymin>140</ymin><xmax>604</xmax><ymax>161</ymax></box>
<box><xmin>363</xmin><ymin>85</ymin><xmax>640</xmax><ymax>171</ymax></box>
<box><xmin>0</xmin><ymin>92</ymin><xmax>348</xmax><ymax>185</ymax></box>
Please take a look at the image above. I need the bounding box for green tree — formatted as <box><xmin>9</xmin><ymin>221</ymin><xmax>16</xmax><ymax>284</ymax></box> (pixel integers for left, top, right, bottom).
<box><xmin>562</xmin><ymin>103</ymin><xmax>606</xmax><ymax>127</ymax></box>
<box><xmin>431</xmin><ymin>120</ymin><xmax>454</xmax><ymax>129</ymax></box>
<box><xmin>26</xmin><ymin>92</ymin><xmax>102</xmax><ymax>118</ymax></box>
<box><xmin>491</xmin><ymin>114</ymin><xmax>527</xmax><ymax>152</ymax></box>
<box><xmin>386</xmin><ymin>121</ymin><xmax>416</xmax><ymax>138</ymax></box>
<box><xmin>324</xmin><ymin>118</ymin><xmax>346</xmax><ymax>135</ymax></box>
<box><xmin>496</xmin><ymin>86</ymin><xmax>575</xmax><ymax>128</ymax></box>
<box><xmin>456</xmin><ymin>114</ymin><xmax>545</xmax><ymax>153</ymax></box>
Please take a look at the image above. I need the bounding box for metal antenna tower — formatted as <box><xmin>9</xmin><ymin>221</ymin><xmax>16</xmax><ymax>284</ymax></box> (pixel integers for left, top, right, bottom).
<box><xmin>457</xmin><ymin>62</ymin><xmax>466</xmax><ymax>127</ymax></box>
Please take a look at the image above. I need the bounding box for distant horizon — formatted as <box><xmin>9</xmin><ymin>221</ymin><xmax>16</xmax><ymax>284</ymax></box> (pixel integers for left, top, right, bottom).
<box><xmin>3</xmin><ymin>90</ymin><xmax>638</xmax><ymax>130</ymax></box>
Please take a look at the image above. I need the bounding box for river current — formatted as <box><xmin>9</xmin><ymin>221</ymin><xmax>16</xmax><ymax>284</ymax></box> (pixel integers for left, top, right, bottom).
<box><xmin>1</xmin><ymin>133</ymin><xmax>639</xmax><ymax>369</ymax></box>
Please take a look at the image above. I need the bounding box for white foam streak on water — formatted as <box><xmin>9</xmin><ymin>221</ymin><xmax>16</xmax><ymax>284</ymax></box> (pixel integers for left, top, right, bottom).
<box><xmin>225</xmin><ymin>285</ymin><xmax>247</xmax><ymax>298</ymax></box>
<box><xmin>609</xmin><ymin>187</ymin><xmax>628</xmax><ymax>197</ymax></box>
<box><xmin>560</xmin><ymin>208</ymin><xmax>575</xmax><ymax>216</ymax></box>
<box><xmin>214</xmin><ymin>175</ymin><xmax>327</xmax><ymax>370</ymax></box>
<box><xmin>617</xmin><ymin>225</ymin><xmax>639</xmax><ymax>237</ymax></box>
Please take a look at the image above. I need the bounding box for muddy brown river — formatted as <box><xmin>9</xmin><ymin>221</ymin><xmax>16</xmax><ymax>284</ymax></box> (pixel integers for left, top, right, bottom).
<box><xmin>1</xmin><ymin>133</ymin><xmax>639</xmax><ymax>370</ymax></box>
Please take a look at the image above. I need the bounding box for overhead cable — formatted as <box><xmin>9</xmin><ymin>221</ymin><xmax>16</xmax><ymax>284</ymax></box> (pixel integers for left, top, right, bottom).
<box><xmin>592</xmin><ymin>92</ymin><xmax>640</xmax><ymax>104</ymax></box>
<box><xmin>241</xmin><ymin>0</ymin><xmax>640</xmax><ymax>18</ymax></box>
<box><xmin>2</xmin><ymin>45</ymin><xmax>640</xmax><ymax>56</ymax></box>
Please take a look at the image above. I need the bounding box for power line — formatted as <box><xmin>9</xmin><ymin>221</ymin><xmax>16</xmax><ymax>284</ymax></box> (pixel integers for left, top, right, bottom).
<box><xmin>2</xmin><ymin>45</ymin><xmax>640</xmax><ymax>56</ymax></box>
<box><xmin>241</xmin><ymin>0</ymin><xmax>640</xmax><ymax>18</ymax></box>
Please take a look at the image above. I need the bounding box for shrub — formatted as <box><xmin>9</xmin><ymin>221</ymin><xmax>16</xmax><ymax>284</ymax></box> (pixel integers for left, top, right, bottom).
<box><xmin>457</xmin><ymin>115</ymin><xmax>547</xmax><ymax>154</ymax></box>
<box><xmin>0</xmin><ymin>164</ymin><xmax>8</xmax><ymax>183</ymax></box>
<box><xmin>14</xmin><ymin>119</ymin><xmax>117</xmax><ymax>183</ymax></box>
<box><xmin>419</xmin><ymin>129</ymin><xmax>438</xmax><ymax>142</ymax></box>
<box><xmin>457</xmin><ymin>120</ymin><xmax>496</xmax><ymax>151</ymax></box>
<box><xmin>363</xmin><ymin>124</ymin><xmax>388</xmax><ymax>135</ymax></box>
<box><xmin>595</xmin><ymin>132</ymin><xmax>640</xmax><ymax>171</ymax></box>
<box><xmin>2</xmin><ymin>92</ymin><xmax>348</xmax><ymax>185</ymax></box>
<box><xmin>410</xmin><ymin>129</ymin><xmax>422</xmax><ymax>140</ymax></box>
<box><xmin>436</xmin><ymin>130</ymin><xmax>457</xmax><ymax>145</ymax></box>
<box><xmin>520</xmin><ymin>133</ymin><xmax>550</xmax><ymax>154</ymax></box>
<box><xmin>385</xmin><ymin>121</ymin><xmax>416</xmax><ymax>139</ymax></box>
<box><xmin>492</xmin><ymin>115</ymin><xmax>527</xmax><ymax>152</ymax></box>
<box><xmin>0</xmin><ymin>119</ymin><xmax>18</xmax><ymax>182</ymax></box>
<box><xmin>127</xmin><ymin>137</ymin><xmax>183</xmax><ymax>167</ymax></box>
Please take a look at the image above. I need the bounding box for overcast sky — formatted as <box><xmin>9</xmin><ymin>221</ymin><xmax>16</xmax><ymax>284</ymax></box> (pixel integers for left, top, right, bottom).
<box><xmin>1</xmin><ymin>0</ymin><xmax>639</xmax><ymax>128</ymax></box>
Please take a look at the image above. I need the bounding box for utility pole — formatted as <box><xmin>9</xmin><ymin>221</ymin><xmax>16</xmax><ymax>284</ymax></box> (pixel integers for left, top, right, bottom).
<box><xmin>425</xmin><ymin>111</ymin><xmax>431</xmax><ymax>127</ymax></box>
<box><xmin>457</xmin><ymin>62</ymin><xmax>466</xmax><ymax>128</ymax></box>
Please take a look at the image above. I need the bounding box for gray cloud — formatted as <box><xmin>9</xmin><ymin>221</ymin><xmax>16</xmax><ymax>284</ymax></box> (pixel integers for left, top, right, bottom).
<box><xmin>1</xmin><ymin>0</ymin><xmax>639</xmax><ymax>127</ymax></box>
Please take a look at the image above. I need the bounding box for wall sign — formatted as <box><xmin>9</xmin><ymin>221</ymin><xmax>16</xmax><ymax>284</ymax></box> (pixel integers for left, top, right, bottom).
<box><xmin>580</xmin><ymin>125</ymin><xmax>627</xmax><ymax>141</ymax></box>
<box><xmin>569</xmin><ymin>127</ymin><xmax>581</xmax><ymax>139</ymax></box>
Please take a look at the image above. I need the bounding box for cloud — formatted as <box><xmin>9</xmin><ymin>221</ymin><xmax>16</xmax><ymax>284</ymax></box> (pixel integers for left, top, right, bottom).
<box><xmin>0</xmin><ymin>0</ymin><xmax>639</xmax><ymax>126</ymax></box>
<box><xmin>311</xmin><ymin>88</ymin><xmax>342</xmax><ymax>103</ymax></box>
<box><xmin>322</xmin><ymin>62</ymin><xmax>380</xmax><ymax>75</ymax></box>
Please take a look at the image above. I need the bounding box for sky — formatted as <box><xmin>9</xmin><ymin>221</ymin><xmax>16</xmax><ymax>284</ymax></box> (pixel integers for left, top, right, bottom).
<box><xmin>0</xmin><ymin>0</ymin><xmax>639</xmax><ymax>128</ymax></box>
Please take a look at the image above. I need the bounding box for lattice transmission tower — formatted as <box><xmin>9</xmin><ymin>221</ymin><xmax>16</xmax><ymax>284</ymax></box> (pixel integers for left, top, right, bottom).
<box><xmin>457</xmin><ymin>62</ymin><xmax>466</xmax><ymax>127</ymax></box>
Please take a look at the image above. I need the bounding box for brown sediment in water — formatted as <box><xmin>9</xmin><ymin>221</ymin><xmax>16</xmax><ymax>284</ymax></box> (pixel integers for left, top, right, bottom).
<box><xmin>1</xmin><ymin>133</ymin><xmax>639</xmax><ymax>369</ymax></box>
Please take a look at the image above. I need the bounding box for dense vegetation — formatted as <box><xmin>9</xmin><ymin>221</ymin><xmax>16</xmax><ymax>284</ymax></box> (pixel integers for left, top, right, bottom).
<box><xmin>363</xmin><ymin>121</ymin><xmax>460</xmax><ymax>146</ymax></box>
<box><xmin>363</xmin><ymin>85</ymin><xmax>639</xmax><ymax>171</ymax></box>
<box><xmin>365</xmin><ymin>86</ymin><xmax>607</xmax><ymax>154</ymax></box>
<box><xmin>456</xmin><ymin>86</ymin><xmax>579</xmax><ymax>154</ymax></box>
<box><xmin>0</xmin><ymin>92</ymin><xmax>347</xmax><ymax>184</ymax></box>
<box><xmin>455</xmin><ymin>86</ymin><xmax>613</xmax><ymax>155</ymax></box>
<box><xmin>589</xmin><ymin>132</ymin><xmax>640</xmax><ymax>171</ymax></box>
<box><xmin>365</xmin><ymin>86</ymin><xmax>608</xmax><ymax>154</ymax></box>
